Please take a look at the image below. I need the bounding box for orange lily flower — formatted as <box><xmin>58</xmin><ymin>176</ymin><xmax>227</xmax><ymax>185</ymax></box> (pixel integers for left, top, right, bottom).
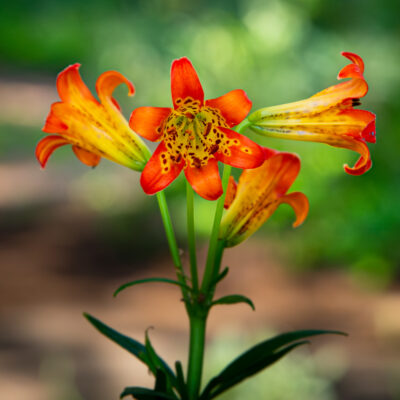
<box><xmin>248</xmin><ymin>52</ymin><xmax>376</xmax><ymax>175</ymax></box>
<box><xmin>219</xmin><ymin>148</ymin><xmax>309</xmax><ymax>247</ymax></box>
<box><xmin>37</xmin><ymin>64</ymin><xmax>150</xmax><ymax>170</ymax></box>
<box><xmin>130</xmin><ymin>57</ymin><xmax>265</xmax><ymax>200</ymax></box>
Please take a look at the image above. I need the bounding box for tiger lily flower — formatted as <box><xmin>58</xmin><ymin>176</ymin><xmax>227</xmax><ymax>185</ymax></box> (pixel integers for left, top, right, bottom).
<box><xmin>248</xmin><ymin>52</ymin><xmax>376</xmax><ymax>175</ymax></box>
<box><xmin>37</xmin><ymin>64</ymin><xmax>150</xmax><ymax>170</ymax></box>
<box><xmin>219</xmin><ymin>148</ymin><xmax>309</xmax><ymax>247</ymax></box>
<box><xmin>130</xmin><ymin>57</ymin><xmax>265</xmax><ymax>200</ymax></box>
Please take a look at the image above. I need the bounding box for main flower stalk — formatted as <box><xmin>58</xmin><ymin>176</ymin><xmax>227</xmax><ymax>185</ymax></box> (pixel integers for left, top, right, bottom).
<box><xmin>186</xmin><ymin>119</ymin><xmax>251</xmax><ymax>400</ymax></box>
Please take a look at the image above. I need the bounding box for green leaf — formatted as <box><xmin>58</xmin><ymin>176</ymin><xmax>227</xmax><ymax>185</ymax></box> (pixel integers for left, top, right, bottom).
<box><xmin>84</xmin><ymin>313</ymin><xmax>148</xmax><ymax>364</ymax></box>
<box><xmin>145</xmin><ymin>329</ymin><xmax>177</xmax><ymax>390</ymax></box>
<box><xmin>212</xmin><ymin>267</ymin><xmax>229</xmax><ymax>286</ymax></box>
<box><xmin>211</xmin><ymin>294</ymin><xmax>255</xmax><ymax>311</ymax></box>
<box><xmin>203</xmin><ymin>341</ymin><xmax>308</xmax><ymax>399</ymax></box>
<box><xmin>120</xmin><ymin>387</ymin><xmax>176</xmax><ymax>400</ymax></box>
<box><xmin>200</xmin><ymin>329</ymin><xmax>346</xmax><ymax>400</ymax></box>
<box><xmin>114</xmin><ymin>278</ymin><xmax>192</xmax><ymax>297</ymax></box>
<box><xmin>175</xmin><ymin>361</ymin><xmax>188</xmax><ymax>400</ymax></box>
<box><xmin>84</xmin><ymin>313</ymin><xmax>175</xmax><ymax>383</ymax></box>
<box><xmin>154</xmin><ymin>369</ymin><xmax>168</xmax><ymax>393</ymax></box>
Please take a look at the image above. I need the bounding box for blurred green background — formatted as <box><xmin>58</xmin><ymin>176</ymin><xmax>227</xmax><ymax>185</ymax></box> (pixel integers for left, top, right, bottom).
<box><xmin>1</xmin><ymin>0</ymin><xmax>399</xmax><ymax>399</ymax></box>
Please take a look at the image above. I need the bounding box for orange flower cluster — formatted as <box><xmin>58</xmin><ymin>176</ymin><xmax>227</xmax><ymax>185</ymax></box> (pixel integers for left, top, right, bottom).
<box><xmin>38</xmin><ymin>52</ymin><xmax>375</xmax><ymax>244</ymax></box>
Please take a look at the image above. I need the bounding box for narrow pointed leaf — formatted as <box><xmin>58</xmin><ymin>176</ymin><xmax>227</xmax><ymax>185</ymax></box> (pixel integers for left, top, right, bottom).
<box><xmin>84</xmin><ymin>313</ymin><xmax>149</xmax><ymax>364</ymax></box>
<box><xmin>84</xmin><ymin>313</ymin><xmax>175</xmax><ymax>382</ymax></box>
<box><xmin>211</xmin><ymin>294</ymin><xmax>255</xmax><ymax>310</ymax></box>
<box><xmin>120</xmin><ymin>387</ymin><xmax>177</xmax><ymax>400</ymax></box>
<box><xmin>114</xmin><ymin>278</ymin><xmax>192</xmax><ymax>297</ymax></box>
<box><xmin>175</xmin><ymin>361</ymin><xmax>188</xmax><ymax>400</ymax></box>
<box><xmin>200</xmin><ymin>329</ymin><xmax>346</xmax><ymax>400</ymax></box>
<box><xmin>211</xmin><ymin>267</ymin><xmax>229</xmax><ymax>287</ymax></box>
<box><xmin>145</xmin><ymin>330</ymin><xmax>177</xmax><ymax>390</ymax></box>
<box><xmin>154</xmin><ymin>369</ymin><xmax>168</xmax><ymax>393</ymax></box>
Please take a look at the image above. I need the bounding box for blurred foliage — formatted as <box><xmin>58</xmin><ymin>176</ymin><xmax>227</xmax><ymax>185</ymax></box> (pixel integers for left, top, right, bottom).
<box><xmin>0</xmin><ymin>0</ymin><xmax>399</xmax><ymax>283</ymax></box>
<box><xmin>205</xmin><ymin>330</ymin><xmax>347</xmax><ymax>400</ymax></box>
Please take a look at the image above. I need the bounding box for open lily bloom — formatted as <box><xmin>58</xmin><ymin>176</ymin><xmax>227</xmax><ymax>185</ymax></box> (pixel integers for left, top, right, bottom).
<box><xmin>219</xmin><ymin>148</ymin><xmax>309</xmax><ymax>247</ymax></box>
<box><xmin>248</xmin><ymin>52</ymin><xmax>376</xmax><ymax>175</ymax></box>
<box><xmin>37</xmin><ymin>64</ymin><xmax>150</xmax><ymax>170</ymax></box>
<box><xmin>130</xmin><ymin>57</ymin><xmax>265</xmax><ymax>200</ymax></box>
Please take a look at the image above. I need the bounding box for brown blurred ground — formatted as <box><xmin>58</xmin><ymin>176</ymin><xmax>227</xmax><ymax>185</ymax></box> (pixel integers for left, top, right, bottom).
<box><xmin>1</xmin><ymin>177</ymin><xmax>400</xmax><ymax>399</ymax></box>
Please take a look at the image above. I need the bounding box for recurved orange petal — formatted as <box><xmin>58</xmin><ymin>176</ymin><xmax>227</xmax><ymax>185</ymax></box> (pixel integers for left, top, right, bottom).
<box><xmin>341</xmin><ymin>137</ymin><xmax>372</xmax><ymax>175</ymax></box>
<box><xmin>277</xmin><ymin>192</ymin><xmax>309</xmax><ymax>227</ymax></box>
<box><xmin>72</xmin><ymin>146</ymin><xmax>101</xmax><ymax>167</ymax></box>
<box><xmin>96</xmin><ymin>70</ymin><xmax>135</xmax><ymax>111</ymax></box>
<box><xmin>56</xmin><ymin>63</ymin><xmax>99</xmax><ymax>106</ymax></box>
<box><xmin>36</xmin><ymin>135</ymin><xmax>70</xmax><ymax>168</ymax></box>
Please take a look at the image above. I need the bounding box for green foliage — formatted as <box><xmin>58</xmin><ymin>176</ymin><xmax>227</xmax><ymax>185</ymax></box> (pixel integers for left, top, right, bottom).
<box><xmin>84</xmin><ymin>314</ymin><xmax>177</xmax><ymax>388</ymax></box>
<box><xmin>84</xmin><ymin>313</ymin><xmax>345</xmax><ymax>400</ymax></box>
<box><xmin>113</xmin><ymin>277</ymin><xmax>192</xmax><ymax>297</ymax></box>
<box><xmin>120</xmin><ymin>387</ymin><xmax>177</xmax><ymax>400</ymax></box>
<box><xmin>200</xmin><ymin>330</ymin><xmax>346</xmax><ymax>399</ymax></box>
<box><xmin>205</xmin><ymin>331</ymin><xmax>344</xmax><ymax>400</ymax></box>
<box><xmin>211</xmin><ymin>294</ymin><xmax>255</xmax><ymax>311</ymax></box>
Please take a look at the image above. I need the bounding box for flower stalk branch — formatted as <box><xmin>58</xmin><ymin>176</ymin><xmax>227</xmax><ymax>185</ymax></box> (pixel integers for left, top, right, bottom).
<box><xmin>156</xmin><ymin>191</ymin><xmax>191</xmax><ymax>307</ymax></box>
<box><xmin>186</xmin><ymin>182</ymin><xmax>199</xmax><ymax>294</ymax></box>
<box><xmin>186</xmin><ymin>118</ymin><xmax>252</xmax><ymax>400</ymax></box>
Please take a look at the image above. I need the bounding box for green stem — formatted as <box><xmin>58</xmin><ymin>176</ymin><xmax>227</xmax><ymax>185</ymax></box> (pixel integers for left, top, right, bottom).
<box><xmin>201</xmin><ymin>118</ymin><xmax>251</xmax><ymax>295</ymax></box>
<box><xmin>187</xmin><ymin>315</ymin><xmax>207</xmax><ymax>400</ymax></box>
<box><xmin>186</xmin><ymin>118</ymin><xmax>251</xmax><ymax>399</ymax></box>
<box><xmin>186</xmin><ymin>182</ymin><xmax>199</xmax><ymax>293</ymax></box>
<box><xmin>156</xmin><ymin>191</ymin><xmax>190</xmax><ymax>305</ymax></box>
<box><xmin>200</xmin><ymin>164</ymin><xmax>232</xmax><ymax>294</ymax></box>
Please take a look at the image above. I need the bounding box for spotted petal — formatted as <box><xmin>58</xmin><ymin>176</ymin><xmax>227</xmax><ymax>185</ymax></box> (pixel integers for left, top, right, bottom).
<box><xmin>214</xmin><ymin>127</ymin><xmax>265</xmax><ymax>169</ymax></box>
<box><xmin>130</xmin><ymin>106</ymin><xmax>171</xmax><ymax>142</ymax></box>
<box><xmin>220</xmin><ymin>150</ymin><xmax>308</xmax><ymax>247</ymax></box>
<box><xmin>171</xmin><ymin>57</ymin><xmax>204</xmax><ymax>108</ymax></box>
<box><xmin>141</xmin><ymin>141</ymin><xmax>184</xmax><ymax>195</ymax></box>
<box><xmin>205</xmin><ymin>89</ymin><xmax>252</xmax><ymax>127</ymax></box>
<box><xmin>184</xmin><ymin>158</ymin><xmax>223</xmax><ymax>200</ymax></box>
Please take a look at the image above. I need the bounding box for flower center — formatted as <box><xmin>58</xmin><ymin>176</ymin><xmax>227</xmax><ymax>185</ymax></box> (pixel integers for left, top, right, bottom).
<box><xmin>161</xmin><ymin>97</ymin><xmax>234</xmax><ymax>168</ymax></box>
